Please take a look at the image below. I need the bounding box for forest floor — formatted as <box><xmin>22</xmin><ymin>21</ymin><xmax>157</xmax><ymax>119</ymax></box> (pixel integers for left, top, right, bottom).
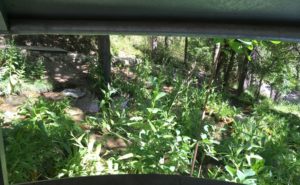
<box><xmin>1</xmin><ymin>45</ymin><xmax>299</xmax><ymax>146</ymax></box>
<box><xmin>0</xmin><ymin>50</ymin><xmax>92</xmax><ymax>123</ymax></box>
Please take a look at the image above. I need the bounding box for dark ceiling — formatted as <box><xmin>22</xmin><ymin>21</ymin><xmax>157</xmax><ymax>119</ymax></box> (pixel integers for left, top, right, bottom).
<box><xmin>3</xmin><ymin>0</ymin><xmax>300</xmax><ymax>22</ymax></box>
<box><xmin>1</xmin><ymin>0</ymin><xmax>300</xmax><ymax>40</ymax></box>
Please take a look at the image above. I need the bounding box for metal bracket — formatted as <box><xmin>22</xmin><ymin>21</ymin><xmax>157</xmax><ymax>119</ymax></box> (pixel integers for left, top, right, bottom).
<box><xmin>0</xmin><ymin>129</ymin><xmax>8</xmax><ymax>185</ymax></box>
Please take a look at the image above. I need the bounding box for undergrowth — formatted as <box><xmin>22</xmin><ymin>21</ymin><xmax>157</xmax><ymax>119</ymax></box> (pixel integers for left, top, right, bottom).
<box><xmin>0</xmin><ymin>44</ymin><xmax>52</xmax><ymax>95</ymax></box>
<box><xmin>1</xmin><ymin>44</ymin><xmax>300</xmax><ymax>185</ymax></box>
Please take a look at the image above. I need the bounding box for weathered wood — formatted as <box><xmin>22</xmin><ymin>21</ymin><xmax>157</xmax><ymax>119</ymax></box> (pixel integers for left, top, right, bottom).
<box><xmin>0</xmin><ymin>129</ymin><xmax>8</xmax><ymax>185</ymax></box>
<box><xmin>18</xmin><ymin>174</ymin><xmax>240</xmax><ymax>185</ymax></box>
<box><xmin>0</xmin><ymin>45</ymin><xmax>68</xmax><ymax>53</ymax></box>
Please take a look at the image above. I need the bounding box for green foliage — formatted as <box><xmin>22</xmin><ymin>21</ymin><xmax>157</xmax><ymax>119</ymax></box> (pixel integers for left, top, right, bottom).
<box><xmin>58</xmin><ymin>133</ymin><xmax>119</xmax><ymax>177</ymax></box>
<box><xmin>4</xmin><ymin>98</ymin><xmax>82</xmax><ymax>183</ymax></box>
<box><xmin>0</xmin><ymin>44</ymin><xmax>51</xmax><ymax>95</ymax></box>
<box><xmin>2</xmin><ymin>36</ymin><xmax>300</xmax><ymax>185</ymax></box>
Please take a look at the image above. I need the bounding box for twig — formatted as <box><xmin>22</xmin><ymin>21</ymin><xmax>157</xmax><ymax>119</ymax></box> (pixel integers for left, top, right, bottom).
<box><xmin>197</xmin><ymin>154</ymin><xmax>205</xmax><ymax>178</ymax></box>
<box><xmin>190</xmin><ymin>43</ymin><xmax>221</xmax><ymax>177</ymax></box>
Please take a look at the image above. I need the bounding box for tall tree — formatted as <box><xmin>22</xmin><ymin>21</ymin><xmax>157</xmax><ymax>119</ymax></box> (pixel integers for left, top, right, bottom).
<box><xmin>223</xmin><ymin>49</ymin><xmax>236</xmax><ymax>90</ymax></box>
<box><xmin>237</xmin><ymin>55</ymin><xmax>250</xmax><ymax>96</ymax></box>
<box><xmin>150</xmin><ymin>36</ymin><xmax>158</xmax><ymax>59</ymax></box>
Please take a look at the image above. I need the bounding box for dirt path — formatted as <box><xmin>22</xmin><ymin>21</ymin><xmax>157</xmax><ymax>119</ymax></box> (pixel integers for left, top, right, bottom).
<box><xmin>0</xmin><ymin>49</ymin><xmax>101</xmax><ymax>124</ymax></box>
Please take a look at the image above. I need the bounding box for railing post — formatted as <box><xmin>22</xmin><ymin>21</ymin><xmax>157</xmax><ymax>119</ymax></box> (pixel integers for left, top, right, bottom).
<box><xmin>0</xmin><ymin>128</ymin><xmax>8</xmax><ymax>185</ymax></box>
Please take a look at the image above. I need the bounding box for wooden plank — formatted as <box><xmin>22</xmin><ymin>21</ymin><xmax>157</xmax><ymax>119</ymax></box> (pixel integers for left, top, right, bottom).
<box><xmin>0</xmin><ymin>45</ymin><xmax>68</xmax><ymax>53</ymax></box>
<box><xmin>0</xmin><ymin>129</ymin><xmax>8</xmax><ymax>185</ymax></box>
<box><xmin>18</xmin><ymin>174</ymin><xmax>240</xmax><ymax>185</ymax></box>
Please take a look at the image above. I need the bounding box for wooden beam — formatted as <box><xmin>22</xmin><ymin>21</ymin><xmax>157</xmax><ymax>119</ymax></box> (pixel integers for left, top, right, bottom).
<box><xmin>0</xmin><ymin>1</ymin><xmax>8</xmax><ymax>32</ymax></box>
<box><xmin>0</xmin><ymin>45</ymin><xmax>68</xmax><ymax>53</ymax></box>
<box><xmin>9</xmin><ymin>19</ymin><xmax>300</xmax><ymax>42</ymax></box>
<box><xmin>17</xmin><ymin>174</ymin><xmax>240</xmax><ymax>185</ymax></box>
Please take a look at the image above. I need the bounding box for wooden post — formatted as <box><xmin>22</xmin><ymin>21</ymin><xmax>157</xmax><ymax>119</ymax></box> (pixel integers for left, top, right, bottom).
<box><xmin>0</xmin><ymin>129</ymin><xmax>8</xmax><ymax>185</ymax></box>
<box><xmin>164</xmin><ymin>36</ymin><xmax>169</xmax><ymax>49</ymax></box>
<box><xmin>98</xmin><ymin>35</ymin><xmax>111</xmax><ymax>86</ymax></box>
<box><xmin>184</xmin><ymin>37</ymin><xmax>188</xmax><ymax>65</ymax></box>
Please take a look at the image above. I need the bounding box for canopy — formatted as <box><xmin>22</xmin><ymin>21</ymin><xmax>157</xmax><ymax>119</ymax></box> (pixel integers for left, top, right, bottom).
<box><xmin>0</xmin><ymin>0</ymin><xmax>300</xmax><ymax>40</ymax></box>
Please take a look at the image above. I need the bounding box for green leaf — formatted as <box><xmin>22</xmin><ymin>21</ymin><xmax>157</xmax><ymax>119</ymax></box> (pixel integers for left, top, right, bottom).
<box><xmin>148</xmin><ymin>121</ymin><xmax>157</xmax><ymax>132</ymax></box>
<box><xmin>147</xmin><ymin>108</ymin><xmax>161</xmax><ymax>114</ymax></box>
<box><xmin>270</xmin><ymin>40</ymin><xmax>281</xmax><ymax>45</ymax></box>
<box><xmin>225</xmin><ymin>165</ymin><xmax>236</xmax><ymax>177</ymax></box>
<box><xmin>118</xmin><ymin>153</ymin><xmax>134</xmax><ymax>160</ymax></box>
<box><xmin>237</xmin><ymin>170</ymin><xmax>246</xmax><ymax>181</ymax></box>
<box><xmin>247</xmin><ymin>44</ymin><xmax>254</xmax><ymax>51</ymax></box>
<box><xmin>238</xmin><ymin>39</ymin><xmax>253</xmax><ymax>46</ymax></box>
<box><xmin>243</xmin><ymin>169</ymin><xmax>256</xmax><ymax>177</ymax></box>
<box><xmin>247</xmin><ymin>55</ymin><xmax>252</xmax><ymax>61</ymax></box>
<box><xmin>154</xmin><ymin>92</ymin><xmax>167</xmax><ymax>102</ymax></box>
<box><xmin>169</xmin><ymin>166</ymin><xmax>176</xmax><ymax>172</ymax></box>
<box><xmin>162</xmin><ymin>135</ymin><xmax>173</xmax><ymax>139</ymax></box>
<box><xmin>130</xmin><ymin>116</ymin><xmax>143</xmax><ymax>121</ymax></box>
<box><xmin>246</xmin><ymin>153</ymin><xmax>263</xmax><ymax>165</ymax></box>
<box><xmin>229</xmin><ymin>40</ymin><xmax>243</xmax><ymax>53</ymax></box>
<box><xmin>37</xmin><ymin>121</ymin><xmax>48</xmax><ymax>136</ymax></box>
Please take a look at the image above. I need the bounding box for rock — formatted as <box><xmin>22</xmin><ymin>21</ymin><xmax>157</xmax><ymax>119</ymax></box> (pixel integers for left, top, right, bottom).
<box><xmin>65</xmin><ymin>107</ymin><xmax>85</xmax><ymax>122</ymax></box>
<box><xmin>106</xmin><ymin>137</ymin><xmax>128</xmax><ymax>149</ymax></box>
<box><xmin>22</xmin><ymin>91</ymin><xmax>40</xmax><ymax>99</ymax></box>
<box><xmin>163</xmin><ymin>86</ymin><xmax>174</xmax><ymax>93</ymax></box>
<box><xmin>5</xmin><ymin>95</ymin><xmax>27</xmax><ymax>106</ymax></box>
<box><xmin>42</xmin><ymin>92</ymin><xmax>65</xmax><ymax>100</ymax></box>
<box><xmin>74</xmin><ymin>90</ymin><xmax>99</xmax><ymax>113</ymax></box>
<box><xmin>283</xmin><ymin>91</ymin><xmax>300</xmax><ymax>103</ymax></box>
<box><xmin>0</xmin><ymin>67</ymin><xmax>7</xmax><ymax>76</ymax></box>
<box><xmin>62</xmin><ymin>88</ymin><xmax>86</xmax><ymax>98</ymax></box>
<box><xmin>85</xmin><ymin>100</ymin><xmax>99</xmax><ymax>113</ymax></box>
<box><xmin>3</xmin><ymin>111</ymin><xmax>18</xmax><ymax>123</ymax></box>
<box><xmin>0</xmin><ymin>103</ymin><xmax>22</xmax><ymax>123</ymax></box>
<box><xmin>234</xmin><ymin>114</ymin><xmax>246</xmax><ymax>122</ymax></box>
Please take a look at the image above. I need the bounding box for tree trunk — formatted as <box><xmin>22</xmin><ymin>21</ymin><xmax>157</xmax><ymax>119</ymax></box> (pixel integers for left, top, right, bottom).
<box><xmin>255</xmin><ymin>74</ymin><xmax>264</xmax><ymax>100</ymax></box>
<box><xmin>150</xmin><ymin>36</ymin><xmax>158</xmax><ymax>59</ymax></box>
<box><xmin>237</xmin><ymin>55</ymin><xmax>249</xmax><ymax>96</ymax></box>
<box><xmin>215</xmin><ymin>44</ymin><xmax>231</xmax><ymax>86</ymax></box>
<box><xmin>98</xmin><ymin>35</ymin><xmax>111</xmax><ymax>86</ymax></box>
<box><xmin>223</xmin><ymin>50</ymin><xmax>235</xmax><ymax>90</ymax></box>
<box><xmin>184</xmin><ymin>37</ymin><xmax>189</xmax><ymax>66</ymax></box>
<box><xmin>249</xmin><ymin>73</ymin><xmax>255</xmax><ymax>88</ymax></box>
